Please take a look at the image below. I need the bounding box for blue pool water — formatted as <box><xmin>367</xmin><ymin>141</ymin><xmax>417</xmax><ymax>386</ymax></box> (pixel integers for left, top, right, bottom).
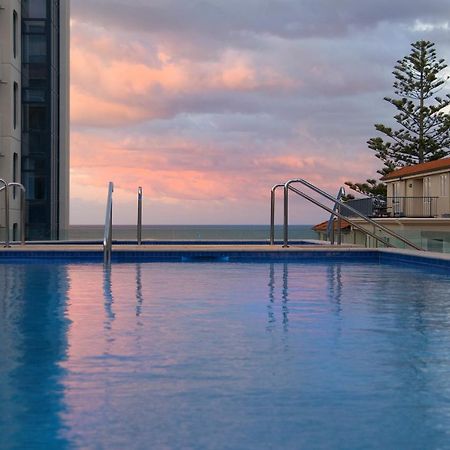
<box><xmin>1</xmin><ymin>260</ymin><xmax>450</xmax><ymax>449</ymax></box>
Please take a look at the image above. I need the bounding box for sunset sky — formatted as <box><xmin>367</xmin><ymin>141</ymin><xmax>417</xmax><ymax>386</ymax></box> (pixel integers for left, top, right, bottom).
<box><xmin>70</xmin><ymin>0</ymin><xmax>450</xmax><ymax>225</ymax></box>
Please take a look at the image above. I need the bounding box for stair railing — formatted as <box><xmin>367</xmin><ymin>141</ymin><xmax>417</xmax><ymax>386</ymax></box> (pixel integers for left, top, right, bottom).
<box><xmin>103</xmin><ymin>182</ymin><xmax>114</xmax><ymax>265</ymax></box>
<box><xmin>327</xmin><ymin>186</ymin><xmax>346</xmax><ymax>245</ymax></box>
<box><xmin>0</xmin><ymin>180</ymin><xmax>9</xmax><ymax>247</ymax></box>
<box><xmin>275</xmin><ymin>178</ymin><xmax>423</xmax><ymax>251</ymax></box>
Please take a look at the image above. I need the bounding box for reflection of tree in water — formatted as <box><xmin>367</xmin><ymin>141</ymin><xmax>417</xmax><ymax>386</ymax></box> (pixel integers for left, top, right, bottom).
<box><xmin>267</xmin><ymin>263</ymin><xmax>289</xmax><ymax>332</ymax></box>
<box><xmin>0</xmin><ymin>263</ymin><xmax>71</xmax><ymax>449</ymax></box>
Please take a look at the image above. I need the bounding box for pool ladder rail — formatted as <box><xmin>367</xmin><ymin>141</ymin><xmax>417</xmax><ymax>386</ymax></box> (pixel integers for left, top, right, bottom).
<box><xmin>0</xmin><ymin>179</ymin><xmax>26</xmax><ymax>248</ymax></box>
<box><xmin>103</xmin><ymin>183</ymin><xmax>144</xmax><ymax>265</ymax></box>
<box><xmin>270</xmin><ymin>178</ymin><xmax>424</xmax><ymax>251</ymax></box>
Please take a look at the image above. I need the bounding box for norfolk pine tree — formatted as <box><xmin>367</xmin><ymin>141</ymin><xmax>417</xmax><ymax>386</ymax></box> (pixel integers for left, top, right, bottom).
<box><xmin>346</xmin><ymin>40</ymin><xmax>450</xmax><ymax>198</ymax></box>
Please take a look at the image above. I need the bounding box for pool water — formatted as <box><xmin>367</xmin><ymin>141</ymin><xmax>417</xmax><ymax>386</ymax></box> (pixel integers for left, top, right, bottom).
<box><xmin>1</xmin><ymin>261</ymin><xmax>450</xmax><ymax>449</ymax></box>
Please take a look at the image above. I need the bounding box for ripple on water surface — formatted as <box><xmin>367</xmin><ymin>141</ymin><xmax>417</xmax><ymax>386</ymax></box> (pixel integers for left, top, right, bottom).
<box><xmin>1</xmin><ymin>261</ymin><xmax>450</xmax><ymax>449</ymax></box>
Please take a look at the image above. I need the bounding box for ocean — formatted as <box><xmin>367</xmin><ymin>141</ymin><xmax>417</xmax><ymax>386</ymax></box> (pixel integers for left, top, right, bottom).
<box><xmin>68</xmin><ymin>224</ymin><xmax>317</xmax><ymax>241</ymax></box>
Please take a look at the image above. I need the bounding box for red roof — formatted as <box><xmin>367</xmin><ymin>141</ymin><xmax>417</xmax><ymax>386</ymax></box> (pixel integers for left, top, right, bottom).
<box><xmin>313</xmin><ymin>219</ymin><xmax>351</xmax><ymax>232</ymax></box>
<box><xmin>382</xmin><ymin>158</ymin><xmax>450</xmax><ymax>180</ymax></box>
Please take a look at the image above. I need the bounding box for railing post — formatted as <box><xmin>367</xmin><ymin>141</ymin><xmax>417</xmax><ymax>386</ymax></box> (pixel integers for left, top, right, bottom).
<box><xmin>7</xmin><ymin>183</ymin><xmax>26</xmax><ymax>245</ymax></box>
<box><xmin>337</xmin><ymin>204</ymin><xmax>342</xmax><ymax>245</ymax></box>
<box><xmin>20</xmin><ymin>190</ymin><xmax>26</xmax><ymax>245</ymax></box>
<box><xmin>270</xmin><ymin>189</ymin><xmax>276</xmax><ymax>245</ymax></box>
<box><xmin>137</xmin><ymin>186</ymin><xmax>143</xmax><ymax>246</ymax></box>
<box><xmin>283</xmin><ymin>184</ymin><xmax>289</xmax><ymax>248</ymax></box>
<box><xmin>4</xmin><ymin>183</ymin><xmax>10</xmax><ymax>248</ymax></box>
<box><xmin>270</xmin><ymin>184</ymin><xmax>284</xmax><ymax>245</ymax></box>
<box><xmin>103</xmin><ymin>182</ymin><xmax>114</xmax><ymax>266</ymax></box>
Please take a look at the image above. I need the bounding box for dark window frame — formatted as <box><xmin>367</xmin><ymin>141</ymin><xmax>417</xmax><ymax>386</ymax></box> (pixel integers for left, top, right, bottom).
<box><xmin>13</xmin><ymin>82</ymin><xmax>18</xmax><ymax>129</ymax></box>
<box><xmin>13</xmin><ymin>10</ymin><xmax>18</xmax><ymax>58</ymax></box>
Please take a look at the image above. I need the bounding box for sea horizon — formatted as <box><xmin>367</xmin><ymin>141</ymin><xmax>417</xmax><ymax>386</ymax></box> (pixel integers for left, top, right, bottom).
<box><xmin>68</xmin><ymin>224</ymin><xmax>317</xmax><ymax>241</ymax></box>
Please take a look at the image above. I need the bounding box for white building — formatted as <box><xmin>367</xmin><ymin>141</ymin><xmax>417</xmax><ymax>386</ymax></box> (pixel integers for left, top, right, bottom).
<box><xmin>382</xmin><ymin>158</ymin><xmax>450</xmax><ymax>218</ymax></box>
<box><xmin>0</xmin><ymin>0</ymin><xmax>69</xmax><ymax>241</ymax></box>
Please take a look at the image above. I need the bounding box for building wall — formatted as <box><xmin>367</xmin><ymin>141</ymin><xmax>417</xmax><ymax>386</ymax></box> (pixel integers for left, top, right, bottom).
<box><xmin>0</xmin><ymin>0</ymin><xmax>23</xmax><ymax>241</ymax></box>
<box><xmin>426</xmin><ymin>172</ymin><xmax>450</xmax><ymax>216</ymax></box>
<box><xmin>21</xmin><ymin>0</ymin><xmax>70</xmax><ymax>240</ymax></box>
<box><xmin>0</xmin><ymin>0</ymin><xmax>69</xmax><ymax>242</ymax></box>
<box><xmin>386</xmin><ymin>169</ymin><xmax>450</xmax><ymax>218</ymax></box>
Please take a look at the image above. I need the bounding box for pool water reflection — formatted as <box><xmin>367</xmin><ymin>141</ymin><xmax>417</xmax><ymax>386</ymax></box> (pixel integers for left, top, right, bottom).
<box><xmin>1</xmin><ymin>261</ymin><xmax>450</xmax><ymax>449</ymax></box>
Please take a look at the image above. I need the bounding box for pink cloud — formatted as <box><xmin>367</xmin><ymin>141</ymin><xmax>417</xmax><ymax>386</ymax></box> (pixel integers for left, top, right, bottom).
<box><xmin>71</xmin><ymin>130</ymin><xmax>376</xmax><ymax>206</ymax></box>
<box><xmin>70</xmin><ymin>21</ymin><xmax>298</xmax><ymax>126</ymax></box>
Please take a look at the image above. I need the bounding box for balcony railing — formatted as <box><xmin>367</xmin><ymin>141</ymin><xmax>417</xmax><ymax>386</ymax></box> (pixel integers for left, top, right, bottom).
<box><xmin>343</xmin><ymin>196</ymin><xmax>439</xmax><ymax>218</ymax></box>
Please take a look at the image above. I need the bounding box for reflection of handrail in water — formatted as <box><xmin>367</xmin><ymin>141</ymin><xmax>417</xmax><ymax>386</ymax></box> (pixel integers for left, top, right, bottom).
<box><xmin>102</xmin><ymin>264</ymin><xmax>144</xmax><ymax>324</ymax></box>
<box><xmin>135</xmin><ymin>264</ymin><xmax>143</xmax><ymax>317</ymax></box>
<box><xmin>282</xmin><ymin>263</ymin><xmax>289</xmax><ymax>331</ymax></box>
<box><xmin>103</xmin><ymin>267</ymin><xmax>116</xmax><ymax>327</ymax></box>
<box><xmin>328</xmin><ymin>264</ymin><xmax>343</xmax><ymax>315</ymax></box>
<box><xmin>267</xmin><ymin>263</ymin><xmax>289</xmax><ymax>331</ymax></box>
<box><xmin>267</xmin><ymin>264</ymin><xmax>276</xmax><ymax>330</ymax></box>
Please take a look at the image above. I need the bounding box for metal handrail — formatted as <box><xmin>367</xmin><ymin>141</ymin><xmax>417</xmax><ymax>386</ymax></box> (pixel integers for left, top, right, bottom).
<box><xmin>103</xmin><ymin>182</ymin><xmax>114</xmax><ymax>265</ymax></box>
<box><xmin>327</xmin><ymin>187</ymin><xmax>346</xmax><ymax>244</ymax></box>
<box><xmin>0</xmin><ymin>180</ymin><xmax>9</xmax><ymax>247</ymax></box>
<box><xmin>7</xmin><ymin>183</ymin><xmax>26</xmax><ymax>245</ymax></box>
<box><xmin>137</xmin><ymin>186</ymin><xmax>143</xmax><ymax>245</ymax></box>
<box><xmin>282</xmin><ymin>179</ymin><xmax>424</xmax><ymax>251</ymax></box>
<box><xmin>270</xmin><ymin>184</ymin><xmax>285</xmax><ymax>245</ymax></box>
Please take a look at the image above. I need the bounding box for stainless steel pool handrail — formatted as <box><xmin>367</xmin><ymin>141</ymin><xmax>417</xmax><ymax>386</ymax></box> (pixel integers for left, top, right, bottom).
<box><xmin>7</xmin><ymin>183</ymin><xmax>26</xmax><ymax>245</ymax></box>
<box><xmin>327</xmin><ymin>186</ymin><xmax>346</xmax><ymax>245</ymax></box>
<box><xmin>103</xmin><ymin>182</ymin><xmax>114</xmax><ymax>265</ymax></box>
<box><xmin>0</xmin><ymin>180</ymin><xmax>9</xmax><ymax>247</ymax></box>
<box><xmin>137</xmin><ymin>186</ymin><xmax>143</xmax><ymax>245</ymax></box>
<box><xmin>282</xmin><ymin>179</ymin><xmax>423</xmax><ymax>251</ymax></box>
<box><xmin>270</xmin><ymin>184</ymin><xmax>285</xmax><ymax>245</ymax></box>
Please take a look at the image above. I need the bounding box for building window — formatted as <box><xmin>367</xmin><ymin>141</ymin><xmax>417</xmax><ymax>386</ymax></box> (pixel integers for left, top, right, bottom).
<box><xmin>13</xmin><ymin>153</ymin><xmax>18</xmax><ymax>199</ymax></box>
<box><xmin>13</xmin><ymin>82</ymin><xmax>18</xmax><ymax>129</ymax></box>
<box><xmin>440</xmin><ymin>174</ymin><xmax>448</xmax><ymax>197</ymax></box>
<box><xmin>423</xmin><ymin>177</ymin><xmax>431</xmax><ymax>197</ymax></box>
<box><xmin>23</xmin><ymin>0</ymin><xmax>47</xmax><ymax>19</ymax></box>
<box><xmin>13</xmin><ymin>223</ymin><xmax>18</xmax><ymax>242</ymax></box>
<box><xmin>13</xmin><ymin>11</ymin><xmax>18</xmax><ymax>58</ymax></box>
<box><xmin>393</xmin><ymin>183</ymin><xmax>401</xmax><ymax>215</ymax></box>
<box><xmin>23</xmin><ymin>34</ymin><xmax>47</xmax><ymax>64</ymax></box>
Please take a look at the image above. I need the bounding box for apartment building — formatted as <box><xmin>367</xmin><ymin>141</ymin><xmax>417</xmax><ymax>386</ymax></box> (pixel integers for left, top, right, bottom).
<box><xmin>0</xmin><ymin>0</ymin><xmax>69</xmax><ymax>241</ymax></box>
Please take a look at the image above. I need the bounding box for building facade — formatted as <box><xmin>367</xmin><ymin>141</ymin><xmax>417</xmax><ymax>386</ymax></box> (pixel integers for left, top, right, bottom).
<box><xmin>382</xmin><ymin>158</ymin><xmax>450</xmax><ymax>218</ymax></box>
<box><xmin>313</xmin><ymin>159</ymin><xmax>450</xmax><ymax>253</ymax></box>
<box><xmin>0</xmin><ymin>0</ymin><xmax>69</xmax><ymax>241</ymax></box>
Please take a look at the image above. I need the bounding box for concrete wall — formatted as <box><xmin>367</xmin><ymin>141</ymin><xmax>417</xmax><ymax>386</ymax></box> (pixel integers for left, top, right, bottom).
<box><xmin>0</xmin><ymin>0</ymin><xmax>22</xmax><ymax>240</ymax></box>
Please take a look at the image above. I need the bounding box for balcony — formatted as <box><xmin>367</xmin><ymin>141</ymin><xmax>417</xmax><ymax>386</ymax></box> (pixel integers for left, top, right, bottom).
<box><xmin>343</xmin><ymin>196</ymin><xmax>439</xmax><ymax>218</ymax></box>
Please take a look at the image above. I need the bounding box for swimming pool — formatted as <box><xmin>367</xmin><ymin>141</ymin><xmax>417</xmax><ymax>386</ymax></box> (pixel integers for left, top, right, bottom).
<box><xmin>1</xmin><ymin>258</ymin><xmax>450</xmax><ymax>449</ymax></box>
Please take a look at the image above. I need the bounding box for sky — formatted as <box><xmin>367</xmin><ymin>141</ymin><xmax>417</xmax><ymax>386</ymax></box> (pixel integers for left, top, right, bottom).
<box><xmin>69</xmin><ymin>0</ymin><xmax>450</xmax><ymax>225</ymax></box>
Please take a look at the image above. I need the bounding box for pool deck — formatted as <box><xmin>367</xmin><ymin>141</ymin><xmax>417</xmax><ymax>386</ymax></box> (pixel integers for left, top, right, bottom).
<box><xmin>1</xmin><ymin>243</ymin><xmax>358</xmax><ymax>252</ymax></box>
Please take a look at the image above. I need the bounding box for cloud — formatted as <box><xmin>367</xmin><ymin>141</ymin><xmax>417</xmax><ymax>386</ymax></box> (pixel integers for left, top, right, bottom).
<box><xmin>74</xmin><ymin>0</ymin><xmax>450</xmax><ymax>42</ymax></box>
<box><xmin>69</xmin><ymin>0</ymin><xmax>450</xmax><ymax>224</ymax></box>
